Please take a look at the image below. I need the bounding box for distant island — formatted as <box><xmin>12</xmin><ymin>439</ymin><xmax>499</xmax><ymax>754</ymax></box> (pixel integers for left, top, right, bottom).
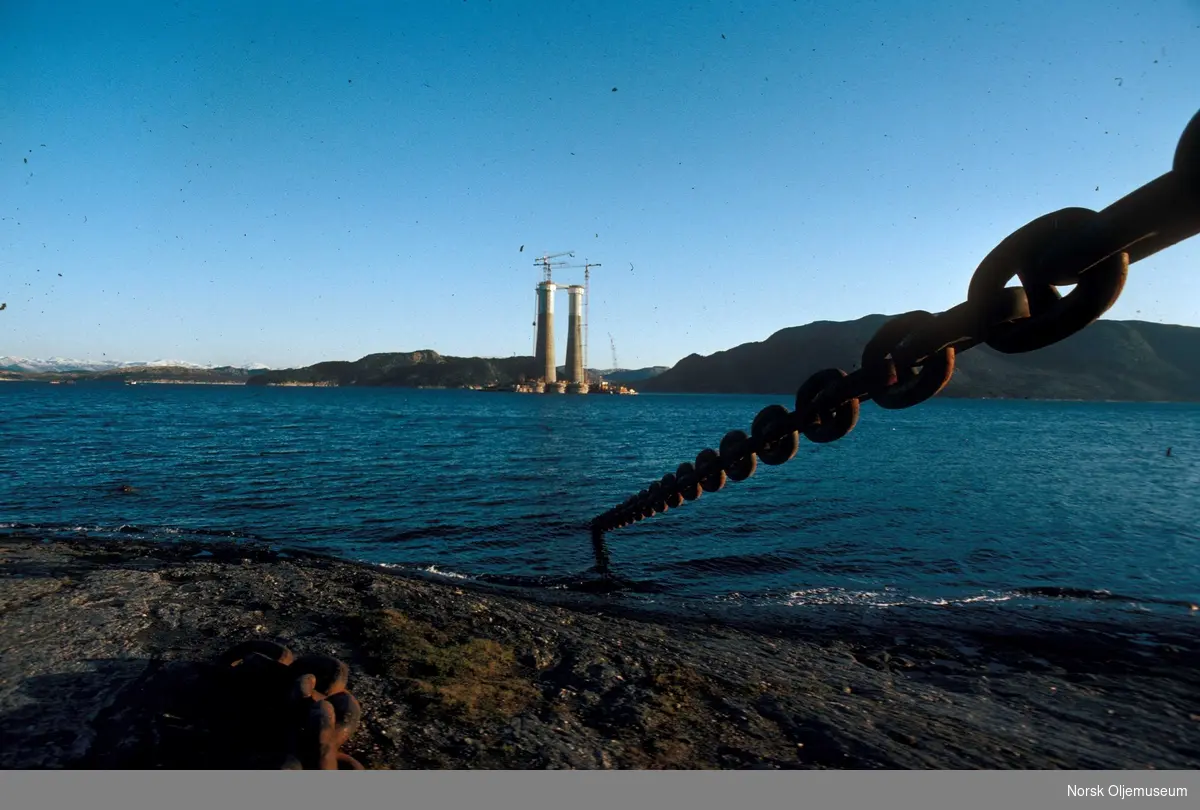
<box><xmin>0</xmin><ymin>353</ymin><xmax>668</xmax><ymax>392</ymax></box>
<box><xmin>0</xmin><ymin>364</ymin><xmax>264</xmax><ymax>385</ymax></box>
<box><xmin>4</xmin><ymin>317</ymin><xmax>1198</xmax><ymax>401</ymax></box>
<box><xmin>248</xmin><ymin>351</ymin><xmax>536</xmax><ymax>389</ymax></box>
<box><xmin>246</xmin><ymin>352</ymin><xmax>668</xmax><ymax>390</ymax></box>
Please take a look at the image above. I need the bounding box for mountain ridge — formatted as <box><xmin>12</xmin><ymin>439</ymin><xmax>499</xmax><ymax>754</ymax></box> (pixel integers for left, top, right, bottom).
<box><xmin>6</xmin><ymin>316</ymin><xmax>1199</xmax><ymax>400</ymax></box>
<box><xmin>245</xmin><ymin>352</ymin><xmax>668</xmax><ymax>388</ymax></box>
<box><xmin>639</xmin><ymin>317</ymin><xmax>1200</xmax><ymax>401</ymax></box>
<box><xmin>247</xmin><ymin>351</ymin><xmax>538</xmax><ymax>388</ymax></box>
<box><xmin>0</xmin><ymin>356</ymin><xmax>269</xmax><ymax>374</ymax></box>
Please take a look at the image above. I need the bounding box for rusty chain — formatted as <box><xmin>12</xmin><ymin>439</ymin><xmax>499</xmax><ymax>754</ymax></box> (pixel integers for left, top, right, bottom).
<box><xmin>589</xmin><ymin>109</ymin><xmax>1200</xmax><ymax>569</ymax></box>
<box><xmin>220</xmin><ymin>640</ymin><xmax>365</xmax><ymax>769</ymax></box>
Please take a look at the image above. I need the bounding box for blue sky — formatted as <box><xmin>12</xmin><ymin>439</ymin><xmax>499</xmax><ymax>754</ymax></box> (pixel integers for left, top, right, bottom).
<box><xmin>2</xmin><ymin>0</ymin><xmax>1198</xmax><ymax>369</ymax></box>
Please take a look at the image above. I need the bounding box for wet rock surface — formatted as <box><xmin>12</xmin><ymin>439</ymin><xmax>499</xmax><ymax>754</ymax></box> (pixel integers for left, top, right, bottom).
<box><xmin>2</xmin><ymin>534</ymin><xmax>1198</xmax><ymax>769</ymax></box>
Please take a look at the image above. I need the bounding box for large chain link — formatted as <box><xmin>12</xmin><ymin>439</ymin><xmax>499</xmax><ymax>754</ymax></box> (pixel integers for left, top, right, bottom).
<box><xmin>220</xmin><ymin>640</ymin><xmax>365</xmax><ymax>769</ymax></box>
<box><xmin>590</xmin><ymin>109</ymin><xmax>1200</xmax><ymax>570</ymax></box>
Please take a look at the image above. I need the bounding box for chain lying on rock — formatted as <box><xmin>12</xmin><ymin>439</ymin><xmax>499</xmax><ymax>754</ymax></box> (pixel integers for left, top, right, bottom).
<box><xmin>589</xmin><ymin>108</ymin><xmax>1200</xmax><ymax>570</ymax></box>
<box><xmin>219</xmin><ymin>640</ymin><xmax>364</xmax><ymax>770</ymax></box>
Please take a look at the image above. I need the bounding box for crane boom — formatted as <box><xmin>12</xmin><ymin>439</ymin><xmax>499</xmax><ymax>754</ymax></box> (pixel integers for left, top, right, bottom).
<box><xmin>534</xmin><ymin>251</ymin><xmax>576</xmax><ymax>282</ymax></box>
<box><xmin>583</xmin><ymin>262</ymin><xmax>600</xmax><ymax>376</ymax></box>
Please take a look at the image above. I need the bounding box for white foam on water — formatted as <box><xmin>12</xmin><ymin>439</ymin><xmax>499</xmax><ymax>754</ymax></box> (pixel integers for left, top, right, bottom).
<box><xmin>376</xmin><ymin>561</ymin><xmax>474</xmax><ymax>581</ymax></box>
<box><xmin>714</xmin><ymin>586</ymin><xmax>1023</xmax><ymax>610</ymax></box>
<box><xmin>421</xmin><ymin>564</ymin><xmax>472</xmax><ymax>580</ymax></box>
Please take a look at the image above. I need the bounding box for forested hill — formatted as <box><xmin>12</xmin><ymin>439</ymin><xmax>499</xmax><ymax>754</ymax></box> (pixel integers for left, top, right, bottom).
<box><xmin>245</xmin><ymin>351</ymin><xmax>541</xmax><ymax>388</ymax></box>
<box><xmin>639</xmin><ymin>318</ymin><xmax>1200</xmax><ymax>401</ymax></box>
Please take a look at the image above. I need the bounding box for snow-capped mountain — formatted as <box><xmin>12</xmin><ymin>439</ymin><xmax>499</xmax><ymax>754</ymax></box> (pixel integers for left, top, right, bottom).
<box><xmin>0</xmin><ymin>356</ymin><xmax>267</xmax><ymax>373</ymax></box>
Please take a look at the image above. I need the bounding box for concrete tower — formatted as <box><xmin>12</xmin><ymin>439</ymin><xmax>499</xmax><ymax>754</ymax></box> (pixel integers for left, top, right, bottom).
<box><xmin>564</xmin><ymin>285</ymin><xmax>585</xmax><ymax>386</ymax></box>
<box><xmin>534</xmin><ymin>281</ymin><xmax>557</xmax><ymax>383</ymax></box>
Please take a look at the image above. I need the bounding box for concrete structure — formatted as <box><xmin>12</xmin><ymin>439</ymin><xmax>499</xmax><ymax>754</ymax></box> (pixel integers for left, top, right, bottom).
<box><xmin>564</xmin><ymin>285</ymin><xmax>585</xmax><ymax>387</ymax></box>
<box><xmin>534</xmin><ymin>281</ymin><xmax>557</xmax><ymax>384</ymax></box>
<box><xmin>530</xmin><ymin>269</ymin><xmax>591</xmax><ymax>394</ymax></box>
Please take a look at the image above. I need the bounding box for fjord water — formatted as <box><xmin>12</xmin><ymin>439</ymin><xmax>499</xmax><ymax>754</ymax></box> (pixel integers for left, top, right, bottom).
<box><xmin>3</xmin><ymin>383</ymin><xmax>1198</xmax><ymax>633</ymax></box>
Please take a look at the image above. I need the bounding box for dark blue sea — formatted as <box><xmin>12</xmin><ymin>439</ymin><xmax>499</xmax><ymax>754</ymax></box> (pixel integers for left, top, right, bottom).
<box><xmin>3</xmin><ymin>383</ymin><xmax>1198</xmax><ymax>637</ymax></box>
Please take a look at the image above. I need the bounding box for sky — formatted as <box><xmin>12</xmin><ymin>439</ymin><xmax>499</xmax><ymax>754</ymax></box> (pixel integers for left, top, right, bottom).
<box><xmin>2</xmin><ymin>0</ymin><xmax>1199</xmax><ymax>369</ymax></box>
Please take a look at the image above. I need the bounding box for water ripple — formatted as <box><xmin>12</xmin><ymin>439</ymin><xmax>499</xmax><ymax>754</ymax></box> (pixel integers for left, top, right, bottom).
<box><xmin>2</xmin><ymin>384</ymin><xmax>1198</xmax><ymax>627</ymax></box>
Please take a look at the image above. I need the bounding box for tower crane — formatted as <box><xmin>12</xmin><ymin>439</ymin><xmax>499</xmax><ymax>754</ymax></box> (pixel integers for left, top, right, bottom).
<box><xmin>609</xmin><ymin>333</ymin><xmax>618</xmax><ymax>372</ymax></box>
<box><xmin>533</xmin><ymin>251</ymin><xmax>575</xmax><ymax>282</ymax></box>
<box><xmin>583</xmin><ymin>261</ymin><xmax>601</xmax><ymax>375</ymax></box>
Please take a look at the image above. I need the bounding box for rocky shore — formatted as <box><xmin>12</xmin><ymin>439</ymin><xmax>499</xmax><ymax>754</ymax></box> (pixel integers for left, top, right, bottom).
<box><xmin>1</xmin><ymin>533</ymin><xmax>1197</xmax><ymax>769</ymax></box>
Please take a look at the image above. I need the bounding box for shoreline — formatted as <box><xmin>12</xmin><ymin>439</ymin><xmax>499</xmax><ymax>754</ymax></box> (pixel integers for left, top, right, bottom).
<box><xmin>2</xmin><ymin>533</ymin><xmax>1197</xmax><ymax>769</ymax></box>
<box><xmin>3</xmin><ymin>378</ymin><xmax>1200</xmax><ymax>404</ymax></box>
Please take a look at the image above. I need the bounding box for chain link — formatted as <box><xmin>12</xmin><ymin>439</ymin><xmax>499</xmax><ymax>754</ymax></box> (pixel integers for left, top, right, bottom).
<box><xmin>590</xmin><ymin>109</ymin><xmax>1200</xmax><ymax>567</ymax></box>
<box><xmin>221</xmin><ymin>640</ymin><xmax>365</xmax><ymax>769</ymax></box>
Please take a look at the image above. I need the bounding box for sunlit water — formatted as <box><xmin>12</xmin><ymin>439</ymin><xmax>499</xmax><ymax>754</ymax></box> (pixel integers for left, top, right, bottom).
<box><xmin>3</xmin><ymin>383</ymin><xmax>1198</xmax><ymax>635</ymax></box>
